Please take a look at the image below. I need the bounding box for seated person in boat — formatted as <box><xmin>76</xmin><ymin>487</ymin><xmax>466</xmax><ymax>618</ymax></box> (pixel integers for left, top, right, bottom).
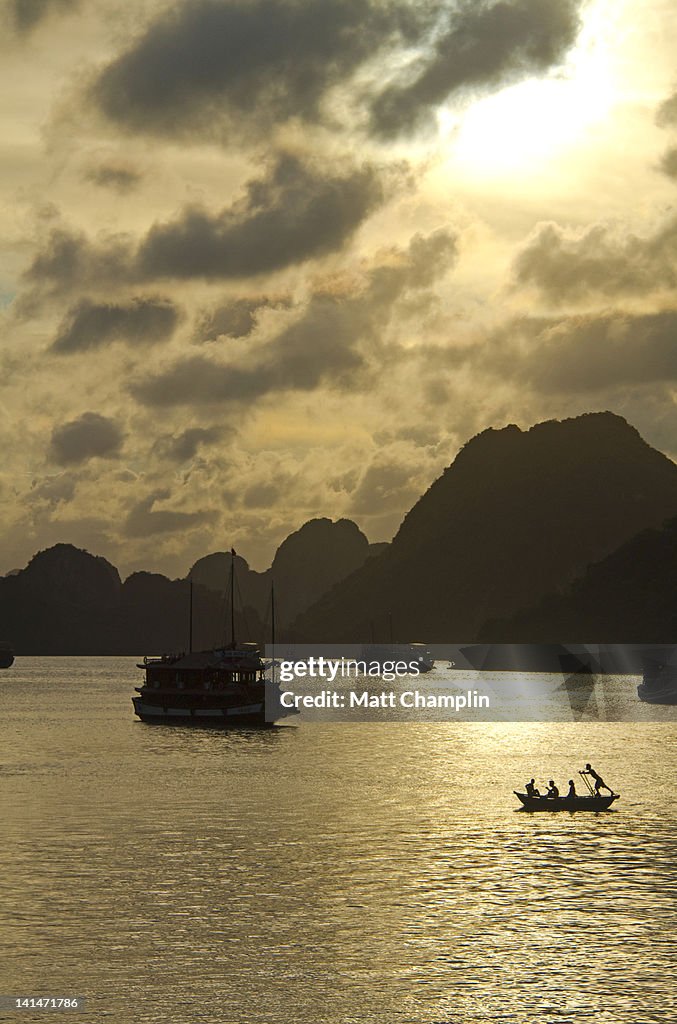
<box><xmin>567</xmin><ymin>779</ymin><xmax>577</xmax><ymax>798</ymax></box>
<box><xmin>525</xmin><ymin>779</ymin><xmax>540</xmax><ymax>797</ymax></box>
<box><xmin>545</xmin><ymin>780</ymin><xmax>559</xmax><ymax>798</ymax></box>
<box><xmin>581</xmin><ymin>763</ymin><xmax>614</xmax><ymax>795</ymax></box>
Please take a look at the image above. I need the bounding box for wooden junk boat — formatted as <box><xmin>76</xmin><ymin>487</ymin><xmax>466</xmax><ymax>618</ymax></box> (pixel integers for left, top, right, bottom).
<box><xmin>514</xmin><ymin>792</ymin><xmax>619</xmax><ymax>812</ymax></box>
<box><xmin>133</xmin><ymin>644</ymin><xmax>272</xmax><ymax>727</ymax></box>
<box><xmin>133</xmin><ymin>551</ymin><xmax>281</xmax><ymax>728</ymax></box>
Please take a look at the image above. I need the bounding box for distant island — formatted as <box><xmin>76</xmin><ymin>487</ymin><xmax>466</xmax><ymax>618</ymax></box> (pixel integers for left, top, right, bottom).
<box><xmin>3</xmin><ymin>411</ymin><xmax>677</xmax><ymax>653</ymax></box>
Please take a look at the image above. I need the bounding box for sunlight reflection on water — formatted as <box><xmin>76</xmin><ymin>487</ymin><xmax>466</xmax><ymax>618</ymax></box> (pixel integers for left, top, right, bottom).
<box><xmin>0</xmin><ymin>658</ymin><xmax>675</xmax><ymax>1023</ymax></box>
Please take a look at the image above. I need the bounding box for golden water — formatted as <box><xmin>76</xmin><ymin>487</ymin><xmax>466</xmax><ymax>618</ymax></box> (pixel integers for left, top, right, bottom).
<box><xmin>1</xmin><ymin>658</ymin><xmax>675</xmax><ymax>1023</ymax></box>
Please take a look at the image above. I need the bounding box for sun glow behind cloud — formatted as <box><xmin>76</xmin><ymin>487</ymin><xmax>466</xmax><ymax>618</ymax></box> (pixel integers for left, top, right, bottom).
<box><xmin>2</xmin><ymin>0</ymin><xmax>677</xmax><ymax>577</ymax></box>
<box><xmin>443</xmin><ymin>3</ymin><xmax>619</xmax><ymax>181</ymax></box>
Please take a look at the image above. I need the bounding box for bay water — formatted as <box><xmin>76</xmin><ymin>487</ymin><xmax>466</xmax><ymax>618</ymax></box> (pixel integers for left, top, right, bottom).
<box><xmin>1</xmin><ymin>658</ymin><xmax>675</xmax><ymax>1023</ymax></box>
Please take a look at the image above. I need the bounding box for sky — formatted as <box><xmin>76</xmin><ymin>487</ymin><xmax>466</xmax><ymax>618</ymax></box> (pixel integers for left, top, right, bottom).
<box><xmin>2</xmin><ymin>0</ymin><xmax>677</xmax><ymax>578</ymax></box>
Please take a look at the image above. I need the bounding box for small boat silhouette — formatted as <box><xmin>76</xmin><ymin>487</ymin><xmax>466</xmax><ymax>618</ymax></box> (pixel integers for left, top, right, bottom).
<box><xmin>514</xmin><ymin>791</ymin><xmax>619</xmax><ymax>811</ymax></box>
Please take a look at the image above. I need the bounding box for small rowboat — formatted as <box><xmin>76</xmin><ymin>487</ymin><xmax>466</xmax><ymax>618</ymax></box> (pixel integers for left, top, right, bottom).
<box><xmin>514</xmin><ymin>792</ymin><xmax>619</xmax><ymax>811</ymax></box>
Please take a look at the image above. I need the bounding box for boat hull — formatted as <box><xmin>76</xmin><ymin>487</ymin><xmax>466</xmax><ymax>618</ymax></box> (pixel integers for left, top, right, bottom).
<box><xmin>132</xmin><ymin>697</ymin><xmax>271</xmax><ymax>728</ymax></box>
<box><xmin>514</xmin><ymin>791</ymin><xmax>619</xmax><ymax>811</ymax></box>
<box><xmin>637</xmin><ymin>683</ymin><xmax>677</xmax><ymax>705</ymax></box>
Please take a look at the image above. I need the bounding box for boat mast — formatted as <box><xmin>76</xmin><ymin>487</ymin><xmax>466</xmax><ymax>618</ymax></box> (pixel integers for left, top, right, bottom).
<box><xmin>189</xmin><ymin>578</ymin><xmax>193</xmax><ymax>653</ymax></box>
<box><xmin>230</xmin><ymin>548</ymin><xmax>236</xmax><ymax>647</ymax></box>
<box><xmin>271</xmin><ymin>580</ymin><xmax>276</xmax><ymax>648</ymax></box>
<box><xmin>271</xmin><ymin>580</ymin><xmax>276</xmax><ymax>684</ymax></box>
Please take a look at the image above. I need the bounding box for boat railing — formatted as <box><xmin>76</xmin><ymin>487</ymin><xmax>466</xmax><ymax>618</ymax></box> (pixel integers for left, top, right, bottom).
<box><xmin>143</xmin><ymin>653</ymin><xmax>184</xmax><ymax>666</ymax></box>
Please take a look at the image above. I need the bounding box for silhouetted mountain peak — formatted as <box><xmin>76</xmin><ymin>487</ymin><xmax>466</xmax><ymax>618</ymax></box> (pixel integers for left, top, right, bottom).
<box><xmin>6</xmin><ymin>414</ymin><xmax>676</xmax><ymax>650</ymax></box>
<box><xmin>295</xmin><ymin>411</ymin><xmax>677</xmax><ymax>640</ymax></box>
<box><xmin>271</xmin><ymin>517</ymin><xmax>368</xmax><ymax>573</ymax></box>
<box><xmin>394</xmin><ymin>411</ymin><xmax>670</xmax><ymax>549</ymax></box>
<box><xmin>188</xmin><ymin>551</ymin><xmax>254</xmax><ymax>593</ymax></box>
<box><xmin>271</xmin><ymin>518</ymin><xmax>370</xmax><ymax>623</ymax></box>
<box><xmin>21</xmin><ymin>543</ymin><xmax>121</xmax><ymax>601</ymax></box>
<box><xmin>450</xmin><ymin>412</ymin><xmax>642</xmax><ymax>470</ymax></box>
<box><xmin>187</xmin><ymin>519</ymin><xmax>372</xmax><ymax>627</ymax></box>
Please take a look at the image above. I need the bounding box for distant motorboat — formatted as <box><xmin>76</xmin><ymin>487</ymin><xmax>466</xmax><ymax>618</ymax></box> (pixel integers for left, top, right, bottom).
<box><xmin>0</xmin><ymin>642</ymin><xmax>14</xmax><ymax>669</ymax></box>
<box><xmin>360</xmin><ymin>642</ymin><xmax>435</xmax><ymax>673</ymax></box>
<box><xmin>635</xmin><ymin>655</ymin><xmax>671</xmax><ymax>704</ymax></box>
<box><xmin>514</xmin><ymin>791</ymin><xmax>619</xmax><ymax>812</ymax></box>
<box><xmin>460</xmin><ymin>643</ymin><xmax>677</xmax><ymax>675</ymax></box>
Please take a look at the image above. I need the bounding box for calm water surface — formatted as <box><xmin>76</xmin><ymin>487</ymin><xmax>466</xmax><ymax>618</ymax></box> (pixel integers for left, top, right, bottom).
<box><xmin>1</xmin><ymin>658</ymin><xmax>675</xmax><ymax>1023</ymax></box>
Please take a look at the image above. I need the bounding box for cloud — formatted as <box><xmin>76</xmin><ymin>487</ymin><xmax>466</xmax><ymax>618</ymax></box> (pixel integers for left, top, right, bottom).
<box><xmin>515</xmin><ymin>310</ymin><xmax>677</xmax><ymax>392</ymax></box>
<box><xmin>656</xmin><ymin>90</ymin><xmax>677</xmax><ymax>129</ymax></box>
<box><xmin>512</xmin><ymin>217</ymin><xmax>677</xmax><ymax>302</ymax></box>
<box><xmin>660</xmin><ymin>147</ymin><xmax>677</xmax><ymax>180</ymax></box>
<box><xmin>242</xmin><ymin>481</ymin><xmax>283</xmax><ymax>509</ymax></box>
<box><xmin>656</xmin><ymin>88</ymin><xmax>677</xmax><ymax>181</ymax></box>
<box><xmin>89</xmin><ymin>0</ymin><xmax>582</xmax><ymax>144</ymax></box>
<box><xmin>24</xmin><ymin>155</ymin><xmax>388</xmax><ymax>299</ymax></box>
<box><xmin>350</xmin><ymin>458</ymin><xmax>421</xmax><ymax>515</ymax></box>
<box><xmin>153</xmin><ymin>427</ymin><xmax>226</xmax><ymax>462</ymax></box>
<box><xmin>136</xmin><ymin>153</ymin><xmax>385</xmax><ymax>280</ymax></box>
<box><xmin>84</xmin><ymin>163</ymin><xmax>143</xmax><ymax>193</ymax></box>
<box><xmin>369</xmin><ymin>0</ymin><xmax>582</xmax><ymax>138</ymax></box>
<box><xmin>50</xmin><ymin>412</ymin><xmax>124</xmax><ymax>465</ymax></box>
<box><xmin>131</xmin><ymin>227</ymin><xmax>458</xmax><ymax>407</ymax></box>
<box><xmin>196</xmin><ymin>296</ymin><xmax>291</xmax><ymax>341</ymax></box>
<box><xmin>90</xmin><ymin>0</ymin><xmax>426</xmax><ymax>140</ymax></box>
<box><xmin>124</xmin><ymin>489</ymin><xmax>218</xmax><ymax>537</ymax></box>
<box><xmin>6</xmin><ymin>0</ymin><xmax>78</xmax><ymax>34</ymax></box>
<box><xmin>131</xmin><ymin>297</ymin><xmax>367</xmax><ymax>406</ymax></box>
<box><xmin>51</xmin><ymin>297</ymin><xmax>180</xmax><ymax>353</ymax></box>
<box><xmin>30</xmin><ymin>472</ymin><xmax>78</xmax><ymax>508</ymax></box>
<box><xmin>446</xmin><ymin>309</ymin><xmax>677</xmax><ymax>394</ymax></box>
<box><xmin>22</xmin><ymin>226</ymin><xmax>130</xmax><ymax>303</ymax></box>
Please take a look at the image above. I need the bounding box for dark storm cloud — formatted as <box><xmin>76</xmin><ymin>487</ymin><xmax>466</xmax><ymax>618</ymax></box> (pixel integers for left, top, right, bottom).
<box><xmin>22</xmin><ymin>226</ymin><xmax>130</xmax><ymax>301</ymax></box>
<box><xmin>124</xmin><ymin>489</ymin><xmax>218</xmax><ymax>537</ymax></box>
<box><xmin>24</xmin><ymin>156</ymin><xmax>387</xmax><ymax>298</ymax></box>
<box><xmin>366</xmin><ymin>228</ymin><xmax>458</xmax><ymax>301</ymax></box>
<box><xmin>52</xmin><ymin>297</ymin><xmax>180</xmax><ymax>353</ymax></box>
<box><xmin>445</xmin><ymin>310</ymin><xmax>677</xmax><ymax>394</ymax></box>
<box><xmin>512</xmin><ymin>217</ymin><xmax>677</xmax><ymax>302</ymax></box>
<box><xmin>7</xmin><ymin>0</ymin><xmax>78</xmax><ymax>33</ymax></box>
<box><xmin>153</xmin><ymin>426</ymin><xmax>226</xmax><ymax>462</ymax></box>
<box><xmin>656</xmin><ymin>90</ymin><xmax>677</xmax><ymax>129</ymax></box>
<box><xmin>655</xmin><ymin>90</ymin><xmax>677</xmax><ymax>181</ymax></box>
<box><xmin>131</xmin><ymin>298</ymin><xmax>366</xmax><ymax>406</ymax></box>
<box><xmin>30</xmin><ymin>472</ymin><xmax>78</xmax><ymax>508</ymax></box>
<box><xmin>90</xmin><ymin>0</ymin><xmax>428</xmax><ymax>139</ymax></box>
<box><xmin>370</xmin><ymin>0</ymin><xmax>582</xmax><ymax>138</ymax></box>
<box><xmin>519</xmin><ymin>310</ymin><xmax>677</xmax><ymax>392</ymax></box>
<box><xmin>131</xmin><ymin>227</ymin><xmax>458</xmax><ymax>407</ymax></box>
<box><xmin>660</xmin><ymin>147</ymin><xmax>677</xmax><ymax>180</ymax></box>
<box><xmin>242</xmin><ymin>481</ymin><xmax>282</xmax><ymax>509</ymax></box>
<box><xmin>136</xmin><ymin>154</ymin><xmax>385</xmax><ymax>280</ymax></box>
<box><xmin>196</xmin><ymin>296</ymin><xmax>291</xmax><ymax>341</ymax></box>
<box><xmin>50</xmin><ymin>412</ymin><xmax>124</xmax><ymax>465</ymax></box>
<box><xmin>84</xmin><ymin>163</ymin><xmax>143</xmax><ymax>193</ymax></box>
<box><xmin>90</xmin><ymin>0</ymin><xmax>582</xmax><ymax>143</ymax></box>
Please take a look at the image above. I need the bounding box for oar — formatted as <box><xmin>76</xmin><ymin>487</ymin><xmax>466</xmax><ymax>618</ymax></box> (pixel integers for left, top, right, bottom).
<box><xmin>579</xmin><ymin>770</ymin><xmax>595</xmax><ymax>796</ymax></box>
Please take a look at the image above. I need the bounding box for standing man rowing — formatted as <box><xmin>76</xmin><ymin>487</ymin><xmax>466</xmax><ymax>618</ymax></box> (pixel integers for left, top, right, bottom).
<box><xmin>581</xmin><ymin>763</ymin><xmax>614</xmax><ymax>796</ymax></box>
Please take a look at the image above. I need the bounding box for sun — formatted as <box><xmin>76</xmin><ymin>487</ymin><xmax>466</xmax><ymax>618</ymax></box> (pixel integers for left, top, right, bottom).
<box><xmin>441</xmin><ymin>6</ymin><xmax>619</xmax><ymax>181</ymax></box>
